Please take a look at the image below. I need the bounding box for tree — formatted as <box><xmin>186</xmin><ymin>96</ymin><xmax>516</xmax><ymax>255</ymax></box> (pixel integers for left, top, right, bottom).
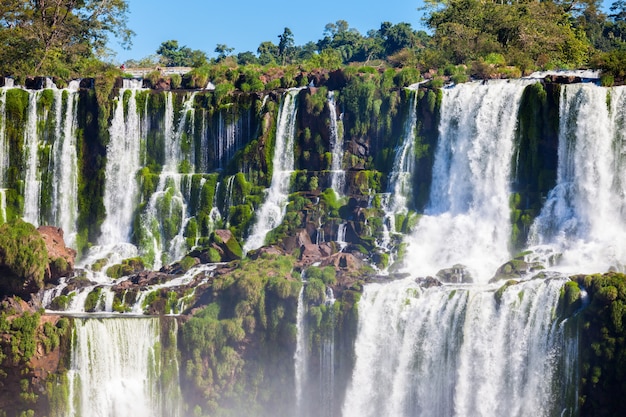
<box><xmin>237</xmin><ymin>51</ymin><xmax>258</xmax><ymax>65</ymax></box>
<box><xmin>0</xmin><ymin>0</ymin><xmax>133</xmax><ymax>76</ymax></box>
<box><xmin>278</xmin><ymin>27</ymin><xmax>295</xmax><ymax>64</ymax></box>
<box><xmin>157</xmin><ymin>40</ymin><xmax>207</xmax><ymax>67</ymax></box>
<box><xmin>425</xmin><ymin>0</ymin><xmax>590</xmax><ymax>70</ymax></box>
<box><xmin>215</xmin><ymin>44</ymin><xmax>234</xmax><ymax>62</ymax></box>
<box><xmin>257</xmin><ymin>41</ymin><xmax>279</xmax><ymax>65</ymax></box>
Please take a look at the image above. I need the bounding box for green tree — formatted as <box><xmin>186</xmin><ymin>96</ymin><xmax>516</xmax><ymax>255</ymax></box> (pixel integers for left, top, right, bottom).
<box><xmin>157</xmin><ymin>40</ymin><xmax>207</xmax><ymax>67</ymax></box>
<box><xmin>215</xmin><ymin>43</ymin><xmax>234</xmax><ymax>62</ymax></box>
<box><xmin>237</xmin><ymin>51</ymin><xmax>259</xmax><ymax>65</ymax></box>
<box><xmin>278</xmin><ymin>27</ymin><xmax>295</xmax><ymax>64</ymax></box>
<box><xmin>257</xmin><ymin>41</ymin><xmax>279</xmax><ymax>65</ymax></box>
<box><xmin>0</xmin><ymin>0</ymin><xmax>133</xmax><ymax>76</ymax></box>
<box><xmin>425</xmin><ymin>0</ymin><xmax>590</xmax><ymax>70</ymax></box>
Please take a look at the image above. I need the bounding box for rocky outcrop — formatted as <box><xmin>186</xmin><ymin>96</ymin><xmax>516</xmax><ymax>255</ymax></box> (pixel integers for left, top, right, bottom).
<box><xmin>436</xmin><ymin>264</ymin><xmax>473</xmax><ymax>283</ymax></box>
<box><xmin>37</xmin><ymin>226</ymin><xmax>76</xmax><ymax>282</ymax></box>
<box><xmin>211</xmin><ymin>230</ymin><xmax>243</xmax><ymax>261</ymax></box>
<box><xmin>490</xmin><ymin>258</ymin><xmax>544</xmax><ymax>283</ymax></box>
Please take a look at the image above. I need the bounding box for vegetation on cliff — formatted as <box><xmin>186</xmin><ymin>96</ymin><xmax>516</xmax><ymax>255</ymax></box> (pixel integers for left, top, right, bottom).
<box><xmin>0</xmin><ymin>220</ymin><xmax>48</xmax><ymax>300</ymax></box>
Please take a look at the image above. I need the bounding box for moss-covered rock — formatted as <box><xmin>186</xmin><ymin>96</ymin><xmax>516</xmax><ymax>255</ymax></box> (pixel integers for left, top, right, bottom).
<box><xmin>0</xmin><ymin>220</ymin><xmax>49</xmax><ymax>300</ymax></box>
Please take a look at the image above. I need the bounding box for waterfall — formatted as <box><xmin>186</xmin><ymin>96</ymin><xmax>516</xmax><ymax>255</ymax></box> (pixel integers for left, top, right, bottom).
<box><xmin>404</xmin><ymin>80</ymin><xmax>532</xmax><ymax>282</ymax></box>
<box><xmin>99</xmin><ymin>85</ymin><xmax>144</xmax><ymax>245</ymax></box>
<box><xmin>217</xmin><ymin>111</ymin><xmax>237</xmax><ymax>169</ymax></box>
<box><xmin>0</xmin><ymin>87</ymin><xmax>6</xmax><ymax>223</ymax></box>
<box><xmin>0</xmin><ymin>87</ymin><xmax>7</xmax><ymax>187</ymax></box>
<box><xmin>140</xmin><ymin>92</ymin><xmax>197</xmax><ymax>269</ymax></box>
<box><xmin>529</xmin><ymin>84</ymin><xmax>626</xmax><ymax>273</ymax></box>
<box><xmin>68</xmin><ymin>317</ymin><xmax>181</xmax><ymax>417</ymax></box>
<box><xmin>50</xmin><ymin>81</ymin><xmax>80</xmax><ymax>246</ymax></box>
<box><xmin>294</xmin><ymin>286</ymin><xmax>307</xmax><ymax>415</ymax></box>
<box><xmin>342</xmin><ymin>277</ymin><xmax>573</xmax><ymax>417</ymax></box>
<box><xmin>384</xmin><ymin>87</ymin><xmax>419</xmax><ymax>220</ymax></box>
<box><xmin>244</xmin><ymin>88</ymin><xmax>303</xmax><ymax>252</ymax></box>
<box><xmin>328</xmin><ymin>91</ymin><xmax>345</xmax><ymax>195</ymax></box>
<box><xmin>23</xmin><ymin>91</ymin><xmax>41</xmax><ymax>226</ymax></box>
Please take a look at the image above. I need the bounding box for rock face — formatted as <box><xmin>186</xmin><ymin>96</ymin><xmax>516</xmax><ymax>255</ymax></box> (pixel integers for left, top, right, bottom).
<box><xmin>211</xmin><ymin>229</ymin><xmax>243</xmax><ymax>261</ymax></box>
<box><xmin>436</xmin><ymin>264</ymin><xmax>473</xmax><ymax>283</ymax></box>
<box><xmin>490</xmin><ymin>258</ymin><xmax>544</xmax><ymax>282</ymax></box>
<box><xmin>37</xmin><ymin>226</ymin><xmax>76</xmax><ymax>282</ymax></box>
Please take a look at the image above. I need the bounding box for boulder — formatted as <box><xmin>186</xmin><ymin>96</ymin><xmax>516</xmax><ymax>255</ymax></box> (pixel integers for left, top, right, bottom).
<box><xmin>321</xmin><ymin>252</ymin><xmax>365</xmax><ymax>273</ymax></box>
<box><xmin>37</xmin><ymin>226</ymin><xmax>76</xmax><ymax>282</ymax></box>
<box><xmin>416</xmin><ymin>276</ymin><xmax>443</xmax><ymax>288</ymax></box>
<box><xmin>300</xmin><ymin>243</ymin><xmax>323</xmax><ymax>266</ymax></box>
<box><xmin>436</xmin><ymin>264</ymin><xmax>473</xmax><ymax>283</ymax></box>
<box><xmin>211</xmin><ymin>230</ymin><xmax>243</xmax><ymax>261</ymax></box>
<box><xmin>490</xmin><ymin>258</ymin><xmax>544</xmax><ymax>283</ymax></box>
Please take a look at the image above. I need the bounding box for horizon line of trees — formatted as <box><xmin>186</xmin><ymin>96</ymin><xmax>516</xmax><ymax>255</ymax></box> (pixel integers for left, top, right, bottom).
<box><xmin>4</xmin><ymin>0</ymin><xmax>626</xmax><ymax>82</ymax></box>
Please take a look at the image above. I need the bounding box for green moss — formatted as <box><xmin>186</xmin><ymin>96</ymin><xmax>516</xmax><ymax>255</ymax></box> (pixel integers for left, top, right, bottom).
<box><xmin>0</xmin><ymin>219</ymin><xmax>49</xmax><ymax>298</ymax></box>
<box><xmin>84</xmin><ymin>287</ymin><xmax>103</xmax><ymax>312</ymax></box>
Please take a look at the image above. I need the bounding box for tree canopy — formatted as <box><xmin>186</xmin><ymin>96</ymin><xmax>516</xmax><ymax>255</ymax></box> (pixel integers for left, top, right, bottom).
<box><xmin>0</xmin><ymin>0</ymin><xmax>133</xmax><ymax>76</ymax></box>
<box><xmin>4</xmin><ymin>0</ymin><xmax>626</xmax><ymax>82</ymax></box>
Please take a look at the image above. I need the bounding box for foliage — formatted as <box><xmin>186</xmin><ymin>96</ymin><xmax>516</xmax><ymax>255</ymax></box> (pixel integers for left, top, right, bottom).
<box><xmin>425</xmin><ymin>0</ymin><xmax>590</xmax><ymax>71</ymax></box>
<box><xmin>0</xmin><ymin>0</ymin><xmax>133</xmax><ymax>77</ymax></box>
<box><xmin>0</xmin><ymin>220</ymin><xmax>49</xmax><ymax>298</ymax></box>
<box><xmin>573</xmin><ymin>272</ymin><xmax>626</xmax><ymax>416</ymax></box>
<box><xmin>157</xmin><ymin>40</ymin><xmax>207</xmax><ymax>67</ymax></box>
<box><xmin>180</xmin><ymin>252</ymin><xmax>302</xmax><ymax>416</ymax></box>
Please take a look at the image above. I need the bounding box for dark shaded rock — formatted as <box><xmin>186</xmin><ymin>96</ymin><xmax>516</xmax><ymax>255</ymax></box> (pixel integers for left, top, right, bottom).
<box><xmin>436</xmin><ymin>264</ymin><xmax>473</xmax><ymax>283</ymax></box>
<box><xmin>490</xmin><ymin>258</ymin><xmax>544</xmax><ymax>283</ymax></box>
<box><xmin>416</xmin><ymin>276</ymin><xmax>443</xmax><ymax>288</ymax></box>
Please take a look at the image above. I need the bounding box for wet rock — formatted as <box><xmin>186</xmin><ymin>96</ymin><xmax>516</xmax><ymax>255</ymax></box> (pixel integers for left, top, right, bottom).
<box><xmin>416</xmin><ymin>276</ymin><xmax>443</xmax><ymax>288</ymax></box>
<box><xmin>490</xmin><ymin>258</ymin><xmax>544</xmax><ymax>283</ymax></box>
<box><xmin>436</xmin><ymin>264</ymin><xmax>473</xmax><ymax>283</ymax></box>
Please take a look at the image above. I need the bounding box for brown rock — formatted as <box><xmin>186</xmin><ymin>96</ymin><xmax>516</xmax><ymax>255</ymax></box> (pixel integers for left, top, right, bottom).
<box><xmin>37</xmin><ymin>226</ymin><xmax>76</xmax><ymax>281</ymax></box>
<box><xmin>300</xmin><ymin>243</ymin><xmax>323</xmax><ymax>266</ymax></box>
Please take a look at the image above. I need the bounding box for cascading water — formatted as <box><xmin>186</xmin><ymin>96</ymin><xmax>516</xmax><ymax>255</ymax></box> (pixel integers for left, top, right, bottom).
<box><xmin>140</xmin><ymin>92</ymin><xmax>197</xmax><ymax>269</ymax></box>
<box><xmin>384</xmin><ymin>87</ymin><xmax>419</xmax><ymax>218</ymax></box>
<box><xmin>99</xmin><ymin>82</ymin><xmax>145</xmax><ymax>246</ymax></box>
<box><xmin>342</xmin><ymin>278</ymin><xmax>574</xmax><ymax>417</ymax></box>
<box><xmin>0</xmin><ymin>87</ymin><xmax>7</xmax><ymax>223</ymax></box>
<box><xmin>23</xmin><ymin>91</ymin><xmax>41</xmax><ymax>226</ymax></box>
<box><xmin>68</xmin><ymin>317</ymin><xmax>181</xmax><ymax>417</ymax></box>
<box><xmin>529</xmin><ymin>83</ymin><xmax>626</xmax><ymax>273</ymax></box>
<box><xmin>49</xmin><ymin>81</ymin><xmax>80</xmax><ymax>246</ymax></box>
<box><xmin>377</xmin><ymin>87</ymin><xmax>420</xmax><ymax>255</ymax></box>
<box><xmin>0</xmin><ymin>87</ymin><xmax>8</xmax><ymax>188</ymax></box>
<box><xmin>328</xmin><ymin>91</ymin><xmax>345</xmax><ymax>196</ymax></box>
<box><xmin>404</xmin><ymin>80</ymin><xmax>532</xmax><ymax>282</ymax></box>
<box><xmin>294</xmin><ymin>286</ymin><xmax>307</xmax><ymax>415</ymax></box>
<box><xmin>244</xmin><ymin>88</ymin><xmax>303</xmax><ymax>252</ymax></box>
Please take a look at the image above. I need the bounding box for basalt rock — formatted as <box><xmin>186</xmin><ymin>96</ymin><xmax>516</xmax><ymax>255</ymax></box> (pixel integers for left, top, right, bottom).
<box><xmin>436</xmin><ymin>264</ymin><xmax>473</xmax><ymax>283</ymax></box>
<box><xmin>37</xmin><ymin>226</ymin><xmax>76</xmax><ymax>283</ymax></box>
<box><xmin>490</xmin><ymin>258</ymin><xmax>544</xmax><ymax>283</ymax></box>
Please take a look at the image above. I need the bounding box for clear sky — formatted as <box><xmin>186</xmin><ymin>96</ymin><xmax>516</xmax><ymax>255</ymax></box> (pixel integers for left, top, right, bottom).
<box><xmin>108</xmin><ymin>0</ymin><xmax>427</xmax><ymax>63</ymax></box>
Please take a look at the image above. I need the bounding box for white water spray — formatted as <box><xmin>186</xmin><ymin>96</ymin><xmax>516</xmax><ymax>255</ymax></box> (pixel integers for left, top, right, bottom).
<box><xmin>244</xmin><ymin>88</ymin><xmax>303</xmax><ymax>251</ymax></box>
<box><xmin>529</xmin><ymin>83</ymin><xmax>626</xmax><ymax>273</ymax></box>
<box><xmin>404</xmin><ymin>80</ymin><xmax>532</xmax><ymax>281</ymax></box>
<box><xmin>343</xmin><ymin>277</ymin><xmax>572</xmax><ymax>417</ymax></box>
<box><xmin>100</xmin><ymin>85</ymin><xmax>145</xmax><ymax>245</ymax></box>
<box><xmin>328</xmin><ymin>91</ymin><xmax>345</xmax><ymax>195</ymax></box>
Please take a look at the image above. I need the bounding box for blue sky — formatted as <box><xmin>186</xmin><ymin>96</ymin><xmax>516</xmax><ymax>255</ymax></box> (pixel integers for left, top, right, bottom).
<box><xmin>108</xmin><ymin>0</ymin><xmax>427</xmax><ymax>63</ymax></box>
